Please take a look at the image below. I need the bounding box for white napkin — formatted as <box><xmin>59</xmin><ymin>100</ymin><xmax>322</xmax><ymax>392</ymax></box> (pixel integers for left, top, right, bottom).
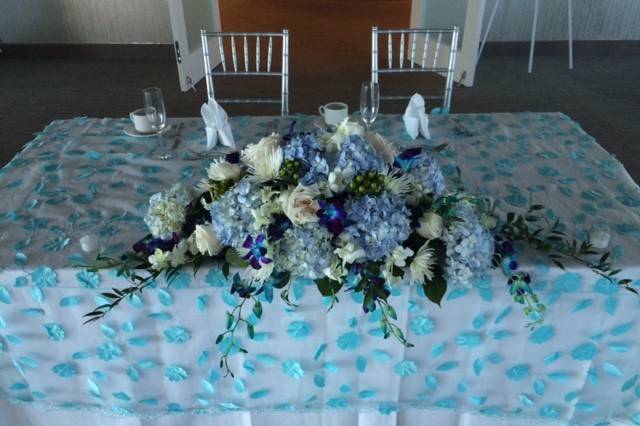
<box><xmin>201</xmin><ymin>100</ymin><xmax>236</xmax><ymax>150</ymax></box>
<box><xmin>403</xmin><ymin>93</ymin><xmax>431</xmax><ymax>140</ymax></box>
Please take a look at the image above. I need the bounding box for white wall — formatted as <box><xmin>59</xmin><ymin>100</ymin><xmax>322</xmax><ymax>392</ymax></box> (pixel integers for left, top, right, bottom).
<box><xmin>0</xmin><ymin>0</ymin><xmax>172</xmax><ymax>44</ymax></box>
<box><xmin>2</xmin><ymin>0</ymin><xmax>640</xmax><ymax>44</ymax></box>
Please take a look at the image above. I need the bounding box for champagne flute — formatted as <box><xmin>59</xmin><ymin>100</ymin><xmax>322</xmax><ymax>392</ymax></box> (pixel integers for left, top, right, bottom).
<box><xmin>143</xmin><ymin>87</ymin><xmax>174</xmax><ymax>160</ymax></box>
<box><xmin>360</xmin><ymin>81</ymin><xmax>380</xmax><ymax>132</ymax></box>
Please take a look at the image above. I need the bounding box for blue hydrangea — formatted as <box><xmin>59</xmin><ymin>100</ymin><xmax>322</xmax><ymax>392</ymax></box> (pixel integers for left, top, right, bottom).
<box><xmin>344</xmin><ymin>193</ymin><xmax>411</xmax><ymax>261</ymax></box>
<box><xmin>143</xmin><ymin>184</ymin><xmax>192</xmax><ymax>240</ymax></box>
<box><xmin>334</xmin><ymin>135</ymin><xmax>384</xmax><ymax>175</ymax></box>
<box><xmin>444</xmin><ymin>201</ymin><xmax>494</xmax><ymax>287</ymax></box>
<box><xmin>283</xmin><ymin>134</ymin><xmax>329</xmax><ymax>185</ymax></box>
<box><xmin>273</xmin><ymin>224</ymin><xmax>336</xmax><ymax>279</ymax></box>
<box><xmin>407</xmin><ymin>153</ymin><xmax>446</xmax><ymax>195</ymax></box>
<box><xmin>210</xmin><ymin>178</ymin><xmax>262</xmax><ymax>248</ymax></box>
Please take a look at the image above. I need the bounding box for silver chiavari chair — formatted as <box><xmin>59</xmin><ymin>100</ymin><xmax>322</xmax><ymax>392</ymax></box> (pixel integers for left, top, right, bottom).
<box><xmin>371</xmin><ymin>26</ymin><xmax>459</xmax><ymax>113</ymax></box>
<box><xmin>200</xmin><ymin>29</ymin><xmax>290</xmax><ymax>116</ymax></box>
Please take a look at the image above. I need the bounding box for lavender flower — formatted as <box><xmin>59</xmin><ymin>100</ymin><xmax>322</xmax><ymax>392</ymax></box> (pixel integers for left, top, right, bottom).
<box><xmin>317</xmin><ymin>198</ymin><xmax>347</xmax><ymax>236</ymax></box>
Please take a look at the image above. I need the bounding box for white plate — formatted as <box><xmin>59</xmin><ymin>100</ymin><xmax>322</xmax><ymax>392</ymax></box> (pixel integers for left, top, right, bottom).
<box><xmin>123</xmin><ymin>123</ymin><xmax>173</xmax><ymax>138</ymax></box>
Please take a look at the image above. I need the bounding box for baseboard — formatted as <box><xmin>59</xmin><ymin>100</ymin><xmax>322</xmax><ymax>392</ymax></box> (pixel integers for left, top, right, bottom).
<box><xmin>481</xmin><ymin>40</ymin><xmax>640</xmax><ymax>57</ymax></box>
<box><xmin>0</xmin><ymin>43</ymin><xmax>175</xmax><ymax>60</ymax></box>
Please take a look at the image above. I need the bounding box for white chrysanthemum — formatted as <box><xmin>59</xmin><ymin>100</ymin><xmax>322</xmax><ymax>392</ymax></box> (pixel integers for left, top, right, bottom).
<box><xmin>279</xmin><ymin>183</ymin><xmax>320</xmax><ymax>226</ymax></box>
<box><xmin>409</xmin><ymin>242</ymin><xmax>436</xmax><ymax>284</ymax></box>
<box><xmin>382</xmin><ymin>245</ymin><xmax>414</xmax><ymax>286</ymax></box>
<box><xmin>149</xmin><ymin>248</ymin><xmax>171</xmax><ymax>271</ymax></box>
<box><xmin>384</xmin><ymin>169</ymin><xmax>416</xmax><ymax>195</ymax></box>
<box><xmin>242</xmin><ymin>133</ymin><xmax>283</xmax><ymax>181</ymax></box>
<box><xmin>207</xmin><ymin>158</ymin><xmax>243</xmax><ymax>182</ymax></box>
<box><xmin>417</xmin><ymin>212</ymin><xmax>444</xmax><ymax>240</ymax></box>
<box><xmin>169</xmin><ymin>240</ymin><xmax>189</xmax><ymax>268</ymax></box>
<box><xmin>369</xmin><ymin>133</ymin><xmax>399</xmax><ymax>164</ymax></box>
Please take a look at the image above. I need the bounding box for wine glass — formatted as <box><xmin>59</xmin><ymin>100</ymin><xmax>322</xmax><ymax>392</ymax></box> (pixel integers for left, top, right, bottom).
<box><xmin>143</xmin><ymin>87</ymin><xmax>174</xmax><ymax>160</ymax></box>
<box><xmin>360</xmin><ymin>81</ymin><xmax>379</xmax><ymax>132</ymax></box>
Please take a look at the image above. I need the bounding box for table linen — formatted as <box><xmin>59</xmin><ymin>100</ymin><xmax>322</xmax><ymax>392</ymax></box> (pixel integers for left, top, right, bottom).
<box><xmin>0</xmin><ymin>113</ymin><xmax>639</xmax><ymax>425</ymax></box>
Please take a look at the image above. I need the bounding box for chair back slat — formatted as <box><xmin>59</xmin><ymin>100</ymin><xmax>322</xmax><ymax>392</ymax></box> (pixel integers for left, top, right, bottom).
<box><xmin>433</xmin><ymin>32</ymin><xmax>443</xmax><ymax>69</ymax></box>
<box><xmin>387</xmin><ymin>33</ymin><xmax>392</xmax><ymax>69</ymax></box>
<box><xmin>421</xmin><ymin>33</ymin><xmax>430</xmax><ymax>68</ymax></box>
<box><xmin>371</xmin><ymin>26</ymin><xmax>459</xmax><ymax>111</ymax></box>
<box><xmin>201</xmin><ymin>30</ymin><xmax>290</xmax><ymax>116</ymax></box>
<box><xmin>267</xmin><ymin>36</ymin><xmax>273</xmax><ymax>73</ymax></box>
<box><xmin>256</xmin><ymin>36</ymin><xmax>261</xmax><ymax>72</ymax></box>
<box><xmin>230</xmin><ymin>35</ymin><xmax>238</xmax><ymax>72</ymax></box>
<box><xmin>410</xmin><ymin>33</ymin><xmax>417</xmax><ymax>68</ymax></box>
<box><xmin>217</xmin><ymin>37</ymin><xmax>227</xmax><ymax>72</ymax></box>
<box><xmin>399</xmin><ymin>32</ymin><xmax>405</xmax><ymax>69</ymax></box>
<box><xmin>243</xmin><ymin>35</ymin><xmax>249</xmax><ymax>72</ymax></box>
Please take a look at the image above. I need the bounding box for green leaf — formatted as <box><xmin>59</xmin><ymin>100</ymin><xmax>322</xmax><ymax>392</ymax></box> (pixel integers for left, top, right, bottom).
<box><xmin>246</xmin><ymin>323</ymin><xmax>255</xmax><ymax>339</ymax></box>
<box><xmin>225</xmin><ymin>312</ymin><xmax>234</xmax><ymax>329</ymax></box>
<box><xmin>315</xmin><ymin>277</ymin><xmax>343</xmax><ymax>297</ymax></box>
<box><xmin>423</xmin><ymin>274</ymin><xmax>447</xmax><ymax>306</ymax></box>
<box><xmin>225</xmin><ymin>249</ymin><xmax>249</xmax><ymax>268</ymax></box>
<box><xmin>215</xmin><ymin>334</ymin><xmax>224</xmax><ymax>344</ymax></box>
<box><xmin>252</xmin><ymin>301</ymin><xmax>262</xmax><ymax>318</ymax></box>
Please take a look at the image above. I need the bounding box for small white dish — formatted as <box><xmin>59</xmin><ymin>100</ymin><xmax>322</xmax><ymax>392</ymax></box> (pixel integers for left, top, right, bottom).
<box><xmin>124</xmin><ymin>123</ymin><xmax>173</xmax><ymax>138</ymax></box>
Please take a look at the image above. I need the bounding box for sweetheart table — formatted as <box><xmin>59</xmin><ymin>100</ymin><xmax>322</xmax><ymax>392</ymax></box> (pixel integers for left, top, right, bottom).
<box><xmin>1</xmin><ymin>113</ymin><xmax>639</xmax><ymax>426</ymax></box>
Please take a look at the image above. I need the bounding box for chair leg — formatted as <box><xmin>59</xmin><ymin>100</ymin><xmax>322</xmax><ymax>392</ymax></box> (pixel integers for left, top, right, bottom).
<box><xmin>568</xmin><ymin>0</ymin><xmax>574</xmax><ymax>69</ymax></box>
<box><xmin>528</xmin><ymin>0</ymin><xmax>539</xmax><ymax>73</ymax></box>
<box><xmin>476</xmin><ymin>0</ymin><xmax>501</xmax><ymax>69</ymax></box>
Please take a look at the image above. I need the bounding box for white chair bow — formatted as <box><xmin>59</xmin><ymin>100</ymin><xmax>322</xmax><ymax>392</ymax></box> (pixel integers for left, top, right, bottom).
<box><xmin>201</xmin><ymin>100</ymin><xmax>236</xmax><ymax>150</ymax></box>
<box><xmin>403</xmin><ymin>93</ymin><xmax>431</xmax><ymax>140</ymax></box>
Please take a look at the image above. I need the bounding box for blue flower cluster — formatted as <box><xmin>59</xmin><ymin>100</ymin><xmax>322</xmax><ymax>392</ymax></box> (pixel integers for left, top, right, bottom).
<box><xmin>344</xmin><ymin>193</ymin><xmax>411</xmax><ymax>261</ymax></box>
<box><xmin>210</xmin><ymin>178</ymin><xmax>262</xmax><ymax>248</ymax></box>
<box><xmin>283</xmin><ymin>134</ymin><xmax>329</xmax><ymax>185</ymax></box>
<box><xmin>273</xmin><ymin>224</ymin><xmax>335</xmax><ymax>279</ymax></box>
<box><xmin>443</xmin><ymin>201</ymin><xmax>494</xmax><ymax>287</ymax></box>
<box><xmin>335</xmin><ymin>135</ymin><xmax>384</xmax><ymax>175</ymax></box>
<box><xmin>407</xmin><ymin>153</ymin><xmax>446</xmax><ymax>195</ymax></box>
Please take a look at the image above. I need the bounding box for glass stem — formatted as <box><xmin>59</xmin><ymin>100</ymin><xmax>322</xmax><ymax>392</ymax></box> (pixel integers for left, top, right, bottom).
<box><xmin>157</xmin><ymin>131</ymin><xmax>164</xmax><ymax>150</ymax></box>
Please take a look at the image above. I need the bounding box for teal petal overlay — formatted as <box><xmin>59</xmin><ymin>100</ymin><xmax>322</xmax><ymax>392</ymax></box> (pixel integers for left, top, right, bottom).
<box><xmin>337</xmin><ymin>332</ymin><xmax>361</xmax><ymax>351</ymax></box>
<box><xmin>506</xmin><ymin>364</ymin><xmax>530</xmax><ymax>381</ymax></box>
<box><xmin>164</xmin><ymin>365</ymin><xmax>188</xmax><ymax>382</ymax></box>
<box><xmin>282</xmin><ymin>360</ymin><xmax>304</xmax><ymax>379</ymax></box>
<box><xmin>44</xmin><ymin>323</ymin><xmax>65</xmax><ymax>341</ymax></box>
<box><xmin>394</xmin><ymin>360</ymin><xmax>417</xmax><ymax>377</ymax></box>
<box><xmin>52</xmin><ymin>363</ymin><xmax>78</xmax><ymax>378</ymax></box>
<box><xmin>529</xmin><ymin>325</ymin><xmax>555</xmax><ymax>344</ymax></box>
<box><xmin>164</xmin><ymin>326</ymin><xmax>191</xmax><ymax>344</ymax></box>
<box><xmin>571</xmin><ymin>342</ymin><xmax>598</xmax><ymax>361</ymax></box>
<box><xmin>287</xmin><ymin>321</ymin><xmax>311</xmax><ymax>340</ymax></box>
<box><xmin>410</xmin><ymin>316</ymin><xmax>435</xmax><ymax>335</ymax></box>
<box><xmin>76</xmin><ymin>270</ymin><xmax>100</xmax><ymax>288</ymax></box>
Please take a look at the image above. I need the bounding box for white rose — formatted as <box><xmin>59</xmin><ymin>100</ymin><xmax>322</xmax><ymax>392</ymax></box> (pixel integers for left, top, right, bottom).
<box><xmin>148</xmin><ymin>248</ymin><xmax>171</xmax><ymax>271</ymax></box>
<box><xmin>241</xmin><ymin>133</ymin><xmax>283</xmax><ymax>181</ymax></box>
<box><xmin>279</xmin><ymin>183</ymin><xmax>320</xmax><ymax>226</ymax></box>
<box><xmin>390</xmin><ymin>245</ymin><xmax>414</xmax><ymax>267</ymax></box>
<box><xmin>323</xmin><ymin>261</ymin><xmax>347</xmax><ymax>282</ymax></box>
<box><xmin>207</xmin><ymin>158</ymin><xmax>243</xmax><ymax>182</ymax></box>
<box><xmin>417</xmin><ymin>212</ymin><xmax>444</xmax><ymax>240</ymax></box>
<box><xmin>191</xmin><ymin>224</ymin><xmax>223</xmax><ymax>256</ymax></box>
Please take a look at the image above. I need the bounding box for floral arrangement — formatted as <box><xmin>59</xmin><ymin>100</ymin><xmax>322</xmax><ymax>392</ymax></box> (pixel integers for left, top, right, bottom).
<box><xmin>84</xmin><ymin>119</ymin><xmax>634</xmax><ymax>376</ymax></box>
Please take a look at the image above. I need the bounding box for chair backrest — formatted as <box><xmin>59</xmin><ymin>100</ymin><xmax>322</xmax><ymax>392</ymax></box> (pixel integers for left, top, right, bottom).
<box><xmin>200</xmin><ymin>29</ymin><xmax>289</xmax><ymax>116</ymax></box>
<box><xmin>371</xmin><ymin>26</ymin><xmax>459</xmax><ymax>112</ymax></box>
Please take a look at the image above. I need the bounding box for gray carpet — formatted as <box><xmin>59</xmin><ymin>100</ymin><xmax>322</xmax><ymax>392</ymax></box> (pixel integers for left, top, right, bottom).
<box><xmin>0</xmin><ymin>41</ymin><xmax>639</xmax><ymax>182</ymax></box>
